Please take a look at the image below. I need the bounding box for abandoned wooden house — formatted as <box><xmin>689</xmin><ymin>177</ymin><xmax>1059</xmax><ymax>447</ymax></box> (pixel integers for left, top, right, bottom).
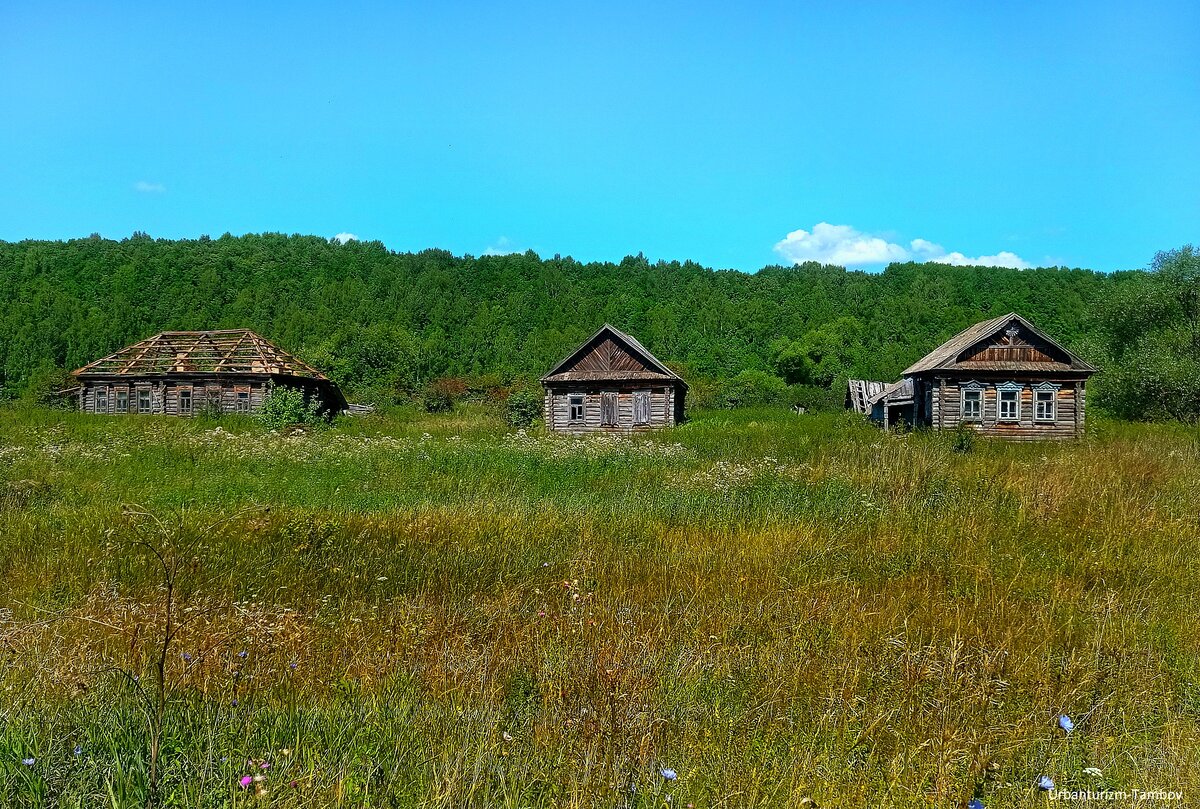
<box><xmin>848</xmin><ymin>313</ymin><xmax>1097</xmax><ymax>439</ymax></box>
<box><xmin>73</xmin><ymin>329</ymin><xmax>346</xmax><ymax>417</ymax></box>
<box><xmin>541</xmin><ymin>324</ymin><xmax>687</xmax><ymax>433</ymax></box>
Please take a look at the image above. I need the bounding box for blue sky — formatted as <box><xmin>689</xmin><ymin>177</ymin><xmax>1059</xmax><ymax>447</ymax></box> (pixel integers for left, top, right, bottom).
<box><xmin>1</xmin><ymin>1</ymin><xmax>1195</xmax><ymax>272</ymax></box>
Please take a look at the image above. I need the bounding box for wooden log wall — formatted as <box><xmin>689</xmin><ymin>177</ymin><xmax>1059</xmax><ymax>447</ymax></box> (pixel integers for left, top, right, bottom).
<box><xmin>79</xmin><ymin>378</ymin><xmax>270</xmax><ymax>416</ymax></box>
<box><xmin>922</xmin><ymin>377</ymin><xmax>1084</xmax><ymax>440</ymax></box>
<box><xmin>545</xmin><ymin>386</ymin><xmax>678</xmax><ymax>432</ymax></box>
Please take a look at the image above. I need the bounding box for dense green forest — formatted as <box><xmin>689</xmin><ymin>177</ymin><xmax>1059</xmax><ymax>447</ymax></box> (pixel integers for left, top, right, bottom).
<box><xmin>0</xmin><ymin>233</ymin><xmax>1196</xmax><ymax>418</ymax></box>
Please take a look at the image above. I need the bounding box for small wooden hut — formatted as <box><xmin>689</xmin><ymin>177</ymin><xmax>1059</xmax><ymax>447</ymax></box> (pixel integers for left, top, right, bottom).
<box><xmin>73</xmin><ymin>329</ymin><xmax>346</xmax><ymax>416</ymax></box>
<box><xmin>541</xmin><ymin>324</ymin><xmax>686</xmax><ymax>433</ymax></box>
<box><xmin>851</xmin><ymin>313</ymin><xmax>1096</xmax><ymax>439</ymax></box>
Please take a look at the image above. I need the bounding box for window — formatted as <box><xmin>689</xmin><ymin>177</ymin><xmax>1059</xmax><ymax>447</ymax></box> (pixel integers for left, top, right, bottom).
<box><xmin>961</xmin><ymin>388</ymin><xmax>982</xmax><ymax>421</ymax></box>
<box><xmin>115</xmin><ymin>390</ymin><xmax>128</xmax><ymax>413</ymax></box>
<box><xmin>137</xmin><ymin>389</ymin><xmax>152</xmax><ymax>414</ymax></box>
<box><xmin>95</xmin><ymin>387</ymin><xmax>108</xmax><ymax>413</ymax></box>
<box><xmin>569</xmin><ymin>394</ymin><xmax>584</xmax><ymax>422</ymax></box>
<box><xmin>178</xmin><ymin>388</ymin><xmax>193</xmax><ymax>416</ymax></box>
<box><xmin>1034</xmin><ymin>385</ymin><xmax>1058</xmax><ymax>422</ymax></box>
<box><xmin>236</xmin><ymin>391</ymin><xmax>251</xmax><ymax>413</ymax></box>
<box><xmin>633</xmin><ymin>390</ymin><xmax>651</xmax><ymax>425</ymax></box>
<box><xmin>600</xmin><ymin>392</ymin><xmax>618</xmax><ymax>426</ymax></box>
<box><xmin>998</xmin><ymin>383</ymin><xmax>1021</xmax><ymax>422</ymax></box>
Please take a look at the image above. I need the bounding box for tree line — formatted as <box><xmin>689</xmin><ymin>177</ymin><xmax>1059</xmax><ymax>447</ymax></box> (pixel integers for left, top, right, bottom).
<box><xmin>0</xmin><ymin>233</ymin><xmax>1195</xmax><ymax>419</ymax></box>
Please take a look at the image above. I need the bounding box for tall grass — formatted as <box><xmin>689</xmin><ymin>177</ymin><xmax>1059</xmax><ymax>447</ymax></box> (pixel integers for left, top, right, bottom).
<box><xmin>1</xmin><ymin>406</ymin><xmax>1199</xmax><ymax>806</ymax></box>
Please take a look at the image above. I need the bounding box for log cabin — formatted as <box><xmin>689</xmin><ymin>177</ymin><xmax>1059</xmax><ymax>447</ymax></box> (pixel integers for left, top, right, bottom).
<box><xmin>73</xmin><ymin>329</ymin><xmax>346</xmax><ymax>417</ymax></box>
<box><xmin>541</xmin><ymin>324</ymin><xmax>687</xmax><ymax>433</ymax></box>
<box><xmin>850</xmin><ymin>313</ymin><xmax>1097</xmax><ymax>439</ymax></box>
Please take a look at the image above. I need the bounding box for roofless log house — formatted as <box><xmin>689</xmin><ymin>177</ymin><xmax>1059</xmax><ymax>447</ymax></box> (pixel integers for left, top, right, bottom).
<box><xmin>73</xmin><ymin>329</ymin><xmax>346</xmax><ymax>416</ymax></box>
<box><xmin>848</xmin><ymin>313</ymin><xmax>1097</xmax><ymax>439</ymax></box>
<box><xmin>541</xmin><ymin>324</ymin><xmax>687</xmax><ymax>433</ymax></box>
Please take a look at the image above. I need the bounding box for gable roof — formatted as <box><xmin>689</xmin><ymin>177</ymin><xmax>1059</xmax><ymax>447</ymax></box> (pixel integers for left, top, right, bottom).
<box><xmin>541</xmin><ymin>324</ymin><xmax>686</xmax><ymax>386</ymax></box>
<box><xmin>902</xmin><ymin>313</ymin><xmax>1097</xmax><ymax>376</ymax></box>
<box><xmin>74</xmin><ymin>329</ymin><xmax>331</xmax><ymax>380</ymax></box>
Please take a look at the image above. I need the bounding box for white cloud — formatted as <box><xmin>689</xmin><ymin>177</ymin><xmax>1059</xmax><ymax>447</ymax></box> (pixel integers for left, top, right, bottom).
<box><xmin>134</xmin><ymin>181</ymin><xmax>165</xmax><ymax>193</ymax></box>
<box><xmin>333</xmin><ymin>232</ymin><xmax>358</xmax><ymax>244</ymax></box>
<box><xmin>774</xmin><ymin>223</ymin><xmax>908</xmax><ymax>266</ymax></box>
<box><xmin>773</xmin><ymin>222</ymin><xmax>1031</xmax><ymax>269</ymax></box>
<box><xmin>483</xmin><ymin>236</ymin><xmax>520</xmax><ymax>256</ymax></box>
<box><xmin>925</xmin><ymin>250</ymin><xmax>1031</xmax><ymax>269</ymax></box>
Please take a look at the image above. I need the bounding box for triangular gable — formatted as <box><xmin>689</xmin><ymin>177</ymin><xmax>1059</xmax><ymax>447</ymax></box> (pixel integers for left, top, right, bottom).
<box><xmin>902</xmin><ymin>313</ymin><xmax>1097</xmax><ymax>375</ymax></box>
<box><xmin>542</xmin><ymin>324</ymin><xmax>683</xmax><ymax>382</ymax></box>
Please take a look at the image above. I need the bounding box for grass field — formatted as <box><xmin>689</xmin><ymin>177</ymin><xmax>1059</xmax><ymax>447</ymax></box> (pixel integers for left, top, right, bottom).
<box><xmin>1</xmin><ymin>405</ymin><xmax>1198</xmax><ymax>807</ymax></box>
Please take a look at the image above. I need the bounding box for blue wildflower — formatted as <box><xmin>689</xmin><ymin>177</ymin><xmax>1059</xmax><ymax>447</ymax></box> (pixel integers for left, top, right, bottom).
<box><xmin>21</xmin><ymin>757</ymin><xmax>35</xmax><ymax>766</ymax></box>
<box><xmin>968</xmin><ymin>800</ymin><xmax>984</xmax><ymax>809</ymax></box>
<box><xmin>237</xmin><ymin>650</ymin><xmax>247</xmax><ymax>659</ymax></box>
<box><xmin>659</xmin><ymin>767</ymin><xmax>677</xmax><ymax>781</ymax></box>
<box><xmin>1057</xmin><ymin>714</ymin><xmax>1074</xmax><ymax>734</ymax></box>
<box><xmin>73</xmin><ymin>745</ymin><xmax>83</xmax><ymax>757</ymax></box>
<box><xmin>182</xmin><ymin>652</ymin><xmax>193</xmax><ymax>662</ymax></box>
<box><xmin>1037</xmin><ymin>775</ymin><xmax>1055</xmax><ymax>790</ymax></box>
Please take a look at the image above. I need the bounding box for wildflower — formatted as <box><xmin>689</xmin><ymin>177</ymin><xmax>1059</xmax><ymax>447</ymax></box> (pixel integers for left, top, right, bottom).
<box><xmin>261</xmin><ymin>761</ymin><xmax>270</xmax><ymax>769</ymax></box>
<box><xmin>1057</xmin><ymin>714</ymin><xmax>1074</xmax><ymax>734</ymax></box>
<box><xmin>182</xmin><ymin>652</ymin><xmax>193</xmax><ymax>662</ymax></box>
<box><xmin>231</xmin><ymin>699</ymin><xmax>238</xmax><ymax>707</ymax></box>
<box><xmin>21</xmin><ymin>757</ymin><xmax>35</xmax><ymax>766</ymax></box>
<box><xmin>237</xmin><ymin>650</ymin><xmax>248</xmax><ymax>659</ymax></box>
<box><xmin>376</xmin><ymin>575</ymin><xmax>388</xmax><ymax>581</ymax></box>
<box><xmin>502</xmin><ymin>731</ymin><xmax>513</xmax><ymax>742</ymax></box>
<box><xmin>239</xmin><ymin>775</ymin><xmax>253</xmax><ymax>788</ymax></box>
<box><xmin>542</xmin><ymin>562</ymin><xmax>549</xmax><ymax>567</ymax></box>
<box><xmin>1083</xmin><ymin>767</ymin><xmax>1103</xmax><ymax>777</ymax></box>
<box><xmin>1037</xmin><ymin>775</ymin><xmax>1055</xmax><ymax>790</ymax></box>
<box><xmin>659</xmin><ymin>767</ymin><xmax>677</xmax><ymax>781</ymax></box>
<box><xmin>289</xmin><ymin>662</ymin><xmax>298</xmax><ymax>670</ymax></box>
<box><xmin>537</xmin><ymin>610</ymin><xmax>546</xmax><ymax>618</ymax></box>
<box><xmin>73</xmin><ymin>745</ymin><xmax>83</xmax><ymax>757</ymax></box>
<box><xmin>968</xmin><ymin>800</ymin><xmax>984</xmax><ymax>809</ymax></box>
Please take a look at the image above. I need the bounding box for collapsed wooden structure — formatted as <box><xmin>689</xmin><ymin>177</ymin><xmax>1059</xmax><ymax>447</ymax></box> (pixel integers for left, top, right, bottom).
<box><xmin>541</xmin><ymin>324</ymin><xmax>687</xmax><ymax>433</ymax></box>
<box><xmin>73</xmin><ymin>329</ymin><xmax>346</xmax><ymax>416</ymax></box>
<box><xmin>849</xmin><ymin>313</ymin><xmax>1096</xmax><ymax>439</ymax></box>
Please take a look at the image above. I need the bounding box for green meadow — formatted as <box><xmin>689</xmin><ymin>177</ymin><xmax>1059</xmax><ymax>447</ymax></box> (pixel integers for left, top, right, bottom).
<box><xmin>1</xmin><ymin>406</ymin><xmax>1199</xmax><ymax>807</ymax></box>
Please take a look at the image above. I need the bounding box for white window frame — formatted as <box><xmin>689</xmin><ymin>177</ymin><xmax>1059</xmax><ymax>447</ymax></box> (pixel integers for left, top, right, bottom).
<box><xmin>1033</xmin><ymin>382</ymin><xmax>1060</xmax><ymax>422</ymax></box>
<box><xmin>960</xmin><ymin>381</ymin><xmax>983</xmax><ymax>422</ymax></box>
<box><xmin>997</xmin><ymin>382</ymin><xmax>1022</xmax><ymax>422</ymax></box>
<box><xmin>568</xmin><ymin>393</ymin><xmax>585</xmax><ymax>423</ymax></box>
<box><xmin>115</xmin><ymin>389</ymin><xmax>128</xmax><ymax>413</ymax></box>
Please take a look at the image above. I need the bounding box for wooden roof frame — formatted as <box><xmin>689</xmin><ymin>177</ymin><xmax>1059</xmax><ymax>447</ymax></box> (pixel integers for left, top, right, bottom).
<box><xmin>73</xmin><ymin>329</ymin><xmax>332</xmax><ymax>381</ymax></box>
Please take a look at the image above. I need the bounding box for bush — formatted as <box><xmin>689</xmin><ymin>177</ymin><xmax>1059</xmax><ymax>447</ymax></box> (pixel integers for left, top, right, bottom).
<box><xmin>719</xmin><ymin>370</ymin><xmax>789</xmax><ymax>408</ymax></box>
<box><xmin>20</xmin><ymin>363</ymin><xmax>75</xmax><ymax>410</ymax></box>
<box><xmin>421</xmin><ymin>377</ymin><xmax>468</xmax><ymax>413</ymax></box>
<box><xmin>257</xmin><ymin>386</ymin><xmax>321</xmax><ymax>430</ymax></box>
<box><xmin>504</xmin><ymin>388</ymin><xmax>543</xmax><ymax>428</ymax></box>
<box><xmin>786</xmin><ymin>383</ymin><xmax>844</xmax><ymax>413</ymax></box>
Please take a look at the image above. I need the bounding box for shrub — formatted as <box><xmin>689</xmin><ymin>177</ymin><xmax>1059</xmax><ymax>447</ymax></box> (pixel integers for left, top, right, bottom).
<box><xmin>504</xmin><ymin>388</ymin><xmax>543</xmax><ymax>428</ymax></box>
<box><xmin>257</xmin><ymin>386</ymin><xmax>321</xmax><ymax>430</ymax></box>
<box><xmin>719</xmin><ymin>370</ymin><xmax>789</xmax><ymax>408</ymax></box>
